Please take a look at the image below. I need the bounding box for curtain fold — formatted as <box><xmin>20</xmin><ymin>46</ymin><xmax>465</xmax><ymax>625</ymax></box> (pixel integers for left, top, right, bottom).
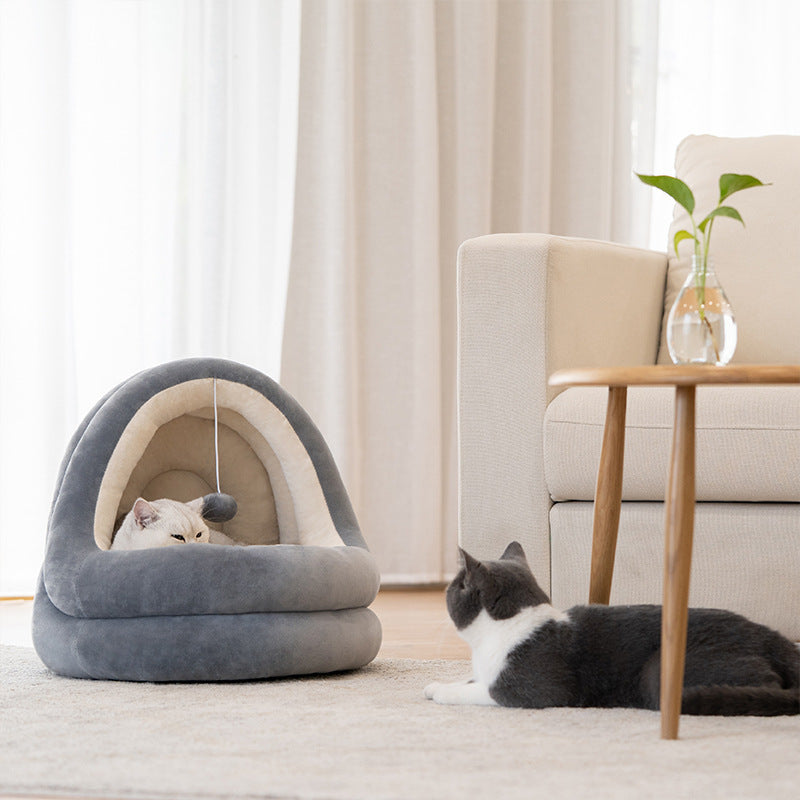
<box><xmin>0</xmin><ymin>0</ymin><xmax>73</xmax><ymax>595</ymax></box>
<box><xmin>0</xmin><ymin>0</ymin><xmax>298</xmax><ymax>595</ymax></box>
<box><xmin>281</xmin><ymin>0</ymin><xmax>660</xmax><ymax>583</ymax></box>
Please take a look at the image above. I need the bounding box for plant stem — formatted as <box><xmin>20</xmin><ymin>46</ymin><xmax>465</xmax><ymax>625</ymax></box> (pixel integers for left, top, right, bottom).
<box><xmin>704</xmin><ymin>215</ymin><xmax>715</xmax><ymax>268</ymax></box>
<box><xmin>695</xmin><ymin>219</ymin><xmax>721</xmax><ymax>363</ymax></box>
<box><xmin>702</xmin><ymin>313</ymin><xmax>721</xmax><ymax>363</ymax></box>
<box><xmin>691</xmin><ymin>219</ymin><xmax>707</xmax><ymax>324</ymax></box>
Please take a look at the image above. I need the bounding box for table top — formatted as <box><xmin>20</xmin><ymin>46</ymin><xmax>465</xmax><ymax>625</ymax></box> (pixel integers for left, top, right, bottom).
<box><xmin>549</xmin><ymin>364</ymin><xmax>800</xmax><ymax>388</ymax></box>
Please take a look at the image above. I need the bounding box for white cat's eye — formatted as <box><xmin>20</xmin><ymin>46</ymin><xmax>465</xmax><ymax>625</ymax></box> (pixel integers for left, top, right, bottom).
<box><xmin>195</xmin><ymin>532</ymin><xmax>203</xmax><ymax>539</ymax></box>
<box><xmin>171</xmin><ymin>534</ymin><xmax>186</xmax><ymax>542</ymax></box>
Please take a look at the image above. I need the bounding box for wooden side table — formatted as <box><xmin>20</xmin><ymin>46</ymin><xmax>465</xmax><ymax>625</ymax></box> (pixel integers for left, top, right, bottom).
<box><xmin>549</xmin><ymin>364</ymin><xmax>800</xmax><ymax>739</ymax></box>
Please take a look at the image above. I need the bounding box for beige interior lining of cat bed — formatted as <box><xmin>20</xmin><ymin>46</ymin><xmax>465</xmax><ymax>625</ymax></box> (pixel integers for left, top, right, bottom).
<box><xmin>94</xmin><ymin>379</ymin><xmax>341</xmax><ymax>550</ymax></box>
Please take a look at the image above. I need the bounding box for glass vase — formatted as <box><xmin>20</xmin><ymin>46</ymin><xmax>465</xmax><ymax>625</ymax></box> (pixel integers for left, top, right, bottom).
<box><xmin>666</xmin><ymin>256</ymin><xmax>737</xmax><ymax>365</ymax></box>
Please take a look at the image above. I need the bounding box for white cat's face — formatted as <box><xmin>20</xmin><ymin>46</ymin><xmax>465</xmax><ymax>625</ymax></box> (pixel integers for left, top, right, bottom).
<box><xmin>111</xmin><ymin>497</ymin><xmax>211</xmax><ymax>550</ymax></box>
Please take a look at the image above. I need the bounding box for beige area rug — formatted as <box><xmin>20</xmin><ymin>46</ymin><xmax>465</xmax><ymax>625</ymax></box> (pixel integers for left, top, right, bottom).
<box><xmin>1</xmin><ymin>645</ymin><xmax>798</xmax><ymax>800</ymax></box>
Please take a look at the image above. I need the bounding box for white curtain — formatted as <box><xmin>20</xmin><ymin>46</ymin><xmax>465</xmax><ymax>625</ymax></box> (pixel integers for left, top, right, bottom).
<box><xmin>647</xmin><ymin>0</ymin><xmax>800</xmax><ymax>247</ymax></box>
<box><xmin>280</xmin><ymin>0</ymin><xmax>659</xmax><ymax>583</ymax></box>
<box><xmin>3</xmin><ymin>0</ymin><xmax>798</xmax><ymax>595</ymax></box>
<box><xmin>0</xmin><ymin>0</ymin><xmax>299</xmax><ymax>595</ymax></box>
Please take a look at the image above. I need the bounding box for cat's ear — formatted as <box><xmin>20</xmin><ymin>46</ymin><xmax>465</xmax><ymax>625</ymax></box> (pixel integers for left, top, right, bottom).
<box><xmin>459</xmin><ymin>548</ymin><xmax>479</xmax><ymax>572</ymax></box>
<box><xmin>186</xmin><ymin>497</ymin><xmax>204</xmax><ymax>514</ymax></box>
<box><xmin>500</xmin><ymin>541</ymin><xmax>527</xmax><ymax>563</ymax></box>
<box><xmin>459</xmin><ymin>549</ymin><xmax>488</xmax><ymax>584</ymax></box>
<box><xmin>132</xmin><ymin>498</ymin><xmax>158</xmax><ymax>529</ymax></box>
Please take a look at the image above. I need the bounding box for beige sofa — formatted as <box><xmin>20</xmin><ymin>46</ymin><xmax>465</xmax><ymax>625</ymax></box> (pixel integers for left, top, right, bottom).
<box><xmin>457</xmin><ymin>135</ymin><xmax>800</xmax><ymax>640</ymax></box>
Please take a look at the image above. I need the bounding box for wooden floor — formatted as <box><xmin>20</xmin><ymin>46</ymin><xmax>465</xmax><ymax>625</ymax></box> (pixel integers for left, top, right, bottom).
<box><xmin>371</xmin><ymin>588</ymin><xmax>469</xmax><ymax>660</ymax></box>
<box><xmin>0</xmin><ymin>589</ymin><xmax>470</xmax><ymax>660</ymax></box>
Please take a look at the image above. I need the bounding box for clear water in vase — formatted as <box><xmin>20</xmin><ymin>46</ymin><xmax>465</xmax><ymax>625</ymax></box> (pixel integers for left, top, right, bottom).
<box><xmin>666</xmin><ymin>261</ymin><xmax>737</xmax><ymax>365</ymax></box>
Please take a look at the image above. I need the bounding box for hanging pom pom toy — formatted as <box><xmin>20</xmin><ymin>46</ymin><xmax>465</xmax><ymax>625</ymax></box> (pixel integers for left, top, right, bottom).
<box><xmin>201</xmin><ymin>492</ymin><xmax>238</xmax><ymax>523</ymax></box>
<box><xmin>202</xmin><ymin>378</ymin><xmax>237</xmax><ymax>523</ymax></box>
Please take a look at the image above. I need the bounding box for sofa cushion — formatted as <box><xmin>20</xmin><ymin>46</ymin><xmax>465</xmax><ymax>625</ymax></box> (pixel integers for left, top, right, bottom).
<box><xmin>549</xmin><ymin>501</ymin><xmax>800</xmax><ymax>640</ymax></box>
<box><xmin>544</xmin><ymin>385</ymin><xmax>800</xmax><ymax>502</ymax></box>
<box><xmin>657</xmin><ymin>134</ymin><xmax>800</xmax><ymax>364</ymax></box>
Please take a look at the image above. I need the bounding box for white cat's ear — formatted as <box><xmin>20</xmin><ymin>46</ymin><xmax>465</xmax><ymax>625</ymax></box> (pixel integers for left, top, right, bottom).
<box><xmin>132</xmin><ymin>498</ymin><xmax>158</xmax><ymax>529</ymax></box>
<box><xmin>500</xmin><ymin>541</ymin><xmax>527</xmax><ymax>563</ymax></box>
<box><xmin>186</xmin><ymin>497</ymin><xmax>204</xmax><ymax>514</ymax></box>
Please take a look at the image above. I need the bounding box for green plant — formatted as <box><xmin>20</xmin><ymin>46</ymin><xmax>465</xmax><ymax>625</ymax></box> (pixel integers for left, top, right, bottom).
<box><xmin>636</xmin><ymin>171</ymin><xmax>768</xmax><ymax>363</ymax></box>
<box><xmin>635</xmin><ymin>171</ymin><xmax>768</xmax><ymax>265</ymax></box>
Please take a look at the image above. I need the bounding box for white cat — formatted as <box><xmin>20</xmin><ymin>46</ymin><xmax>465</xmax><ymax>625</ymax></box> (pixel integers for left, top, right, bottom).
<box><xmin>111</xmin><ymin>497</ymin><xmax>212</xmax><ymax>550</ymax></box>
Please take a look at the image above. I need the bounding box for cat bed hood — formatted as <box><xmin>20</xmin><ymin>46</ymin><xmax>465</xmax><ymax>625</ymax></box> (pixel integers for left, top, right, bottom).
<box><xmin>33</xmin><ymin>358</ymin><xmax>381</xmax><ymax>681</ymax></box>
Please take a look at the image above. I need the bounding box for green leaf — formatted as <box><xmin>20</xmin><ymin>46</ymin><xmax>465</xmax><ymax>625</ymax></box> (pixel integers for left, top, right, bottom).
<box><xmin>718</xmin><ymin>173</ymin><xmax>769</xmax><ymax>203</ymax></box>
<box><xmin>672</xmin><ymin>229</ymin><xmax>697</xmax><ymax>256</ymax></box>
<box><xmin>636</xmin><ymin>173</ymin><xmax>695</xmax><ymax>215</ymax></box>
<box><xmin>698</xmin><ymin>206</ymin><xmax>744</xmax><ymax>233</ymax></box>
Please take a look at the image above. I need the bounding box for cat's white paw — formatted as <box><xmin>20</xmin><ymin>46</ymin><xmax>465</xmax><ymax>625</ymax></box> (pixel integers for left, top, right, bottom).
<box><xmin>424</xmin><ymin>678</ymin><xmax>471</xmax><ymax>700</ymax></box>
<box><xmin>424</xmin><ymin>680</ymin><xmax>497</xmax><ymax>706</ymax></box>
<box><xmin>424</xmin><ymin>681</ymin><xmax>444</xmax><ymax>700</ymax></box>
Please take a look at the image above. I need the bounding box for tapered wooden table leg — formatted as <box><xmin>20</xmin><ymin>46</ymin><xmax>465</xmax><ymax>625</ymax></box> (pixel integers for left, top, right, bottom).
<box><xmin>660</xmin><ymin>385</ymin><xmax>696</xmax><ymax>740</ymax></box>
<box><xmin>589</xmin><ymin>386</ymin><xmax>627</xmax><ymax>605</ymax></box>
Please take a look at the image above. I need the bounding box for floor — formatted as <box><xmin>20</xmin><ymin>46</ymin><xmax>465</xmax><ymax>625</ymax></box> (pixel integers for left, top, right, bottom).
<box><xmin>371</xmin><ymin>588</ymin><xmax>469</xmax><ymax>659</ymax></box>
<box><xmin>0</xmin><ymin>589</ymin><xmax>470</xmax><ymax>660</ymax></box>
<box><xmin>0</xmin><ymin>590</ymin><xmax>468</xmax><ymax>800</ymax></box>
<box><xmin>0</xmin><ymin>597</ymin><xmax>33</xmax><ymax>648</ymax></box>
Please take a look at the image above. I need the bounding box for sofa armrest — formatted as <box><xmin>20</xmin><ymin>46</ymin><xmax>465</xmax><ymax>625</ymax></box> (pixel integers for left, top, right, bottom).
<box><xmin>457</xmin><ymin>233</ymin><xmax>667</xmax><ymax>591</ymax></box>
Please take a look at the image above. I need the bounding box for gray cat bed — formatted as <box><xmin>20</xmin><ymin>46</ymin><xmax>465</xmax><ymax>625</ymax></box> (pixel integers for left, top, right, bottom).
<box><xmin>32</xmin><ymin>358</ymin><xmax>382</xmax><ymax>681</ymax></box>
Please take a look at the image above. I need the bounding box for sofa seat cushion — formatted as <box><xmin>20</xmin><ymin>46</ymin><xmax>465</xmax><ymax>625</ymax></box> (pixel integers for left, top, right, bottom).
<box><xmin>544</xmin><ymin>385</ymin><xmax>800</xmax><ymax>502</ymax></box>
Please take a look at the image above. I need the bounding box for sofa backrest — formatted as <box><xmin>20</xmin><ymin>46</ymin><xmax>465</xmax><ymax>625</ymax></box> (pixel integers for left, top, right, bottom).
<box><xmin>658</xmin><ymin>134</ymin><xmax>800</xmax><ymax>364</ymax></box>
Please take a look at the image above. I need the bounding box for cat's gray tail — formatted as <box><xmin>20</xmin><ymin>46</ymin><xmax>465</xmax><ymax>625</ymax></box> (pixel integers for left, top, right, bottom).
<box><xmin>768</xmin><ymin>636</ymin><xmax>800</xmax><ymax>691</ymax></box>
<box><xmin>681</xmin><ymin>686</ymin><xmax>799</xmax><ymax>716</ymax></box>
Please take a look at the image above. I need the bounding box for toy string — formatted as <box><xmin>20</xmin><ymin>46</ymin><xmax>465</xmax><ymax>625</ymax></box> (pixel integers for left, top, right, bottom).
<box><xmin>213</xmin><ymin>378</ymin><xmax>221</xmax><ymax>493</ymax></box>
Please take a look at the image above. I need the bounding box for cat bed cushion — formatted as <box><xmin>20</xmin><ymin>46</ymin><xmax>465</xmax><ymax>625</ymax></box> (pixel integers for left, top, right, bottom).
<box><xmin>33</xmin><ymin>358</ymin><xmax>382</xmax><ymax>681</ymax></box>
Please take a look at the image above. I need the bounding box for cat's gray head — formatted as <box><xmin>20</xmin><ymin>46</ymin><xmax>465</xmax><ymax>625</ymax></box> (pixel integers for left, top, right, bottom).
<box><xmin>446</xmin><ymin>542</ymin><xmax>550</xmax><ymax>630</ymax></box>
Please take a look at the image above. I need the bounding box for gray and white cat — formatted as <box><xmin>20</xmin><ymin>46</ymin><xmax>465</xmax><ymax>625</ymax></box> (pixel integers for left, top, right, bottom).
<box><xmin>111</xmin><ymin>496</ymin><xmax>240</xmax><ymax>550</ymax></box>
<box><xmin>425</xmin><ymin>542</ymin><xmax>800</xmax><ymax>716</ymax></box>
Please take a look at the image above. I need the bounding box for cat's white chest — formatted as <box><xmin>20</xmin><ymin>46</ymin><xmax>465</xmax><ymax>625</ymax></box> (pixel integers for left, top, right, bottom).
<box><xmin>459</xmin><ymin>604</ymin><xmax>568</xmax><ymax>687</ymax></box>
